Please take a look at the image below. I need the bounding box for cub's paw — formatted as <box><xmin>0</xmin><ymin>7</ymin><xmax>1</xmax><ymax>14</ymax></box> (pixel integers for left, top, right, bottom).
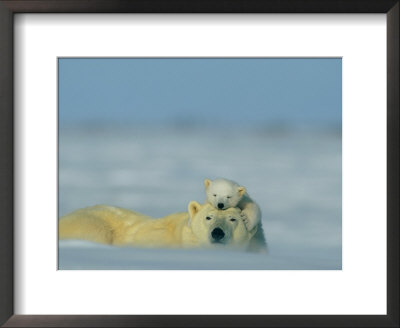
<box><xmin>241</xmin><ymin>213</ymin><xmax>256</xmax><ymax>231</ymax></box>
<box><xmin>240</xmin><ymin>213</ymin><xmax>249</xmax><ymax>224</ymax></box>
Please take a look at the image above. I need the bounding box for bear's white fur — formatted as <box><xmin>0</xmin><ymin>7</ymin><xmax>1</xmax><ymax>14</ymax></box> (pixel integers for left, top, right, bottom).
<box><xmin>204</xmin><ymin>178</ymin><xmax>262</xmax><ymax>231</ymax></box>
<box><xmin>59</xmin><ymin>202</ymin><xmax>265</xmax><ymax>251</ymax></box>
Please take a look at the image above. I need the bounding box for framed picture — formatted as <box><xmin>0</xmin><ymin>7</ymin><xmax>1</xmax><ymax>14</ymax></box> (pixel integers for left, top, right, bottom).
<box><xmin>0</xmin><ymin>0</ymin><xmax>398</xmax><ymax>327</ymax></box>
<box><xmin>57</xmin><ymin>56</ymin><xmax>342</xmax><ymax>270</ymax></box>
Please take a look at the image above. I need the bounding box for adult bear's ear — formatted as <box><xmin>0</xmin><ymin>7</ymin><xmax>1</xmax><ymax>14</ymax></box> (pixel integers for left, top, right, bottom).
<box><xmin>204</xmin><ymin>179</ymin><xmax>211</xmax><ymax>189</ymax></box>
<box><xmin>238</xmin><ymin>186</ymin><xmax>246</xmax><ymax>196</ymax></box>
<box><xmin>188</xmin><ymin>201</ymin><xmax>202</xmax><ymax>218</ymax></box>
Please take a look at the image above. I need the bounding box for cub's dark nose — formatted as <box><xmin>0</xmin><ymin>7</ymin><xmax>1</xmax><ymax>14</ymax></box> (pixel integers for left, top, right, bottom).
<box><xmin>217</xmin><ymin>203</ymin><xmax>224</xmax><ymax>209</ymax></box>
<box><xmin>211</xmin><ymin>227</ymin><xmax>225</xmax><ymax>241</ymax></box>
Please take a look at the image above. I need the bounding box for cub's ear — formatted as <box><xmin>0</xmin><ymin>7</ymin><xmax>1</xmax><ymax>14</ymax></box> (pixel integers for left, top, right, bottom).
<box><xmin>204</xmin><ymin>179</ymin><xmax>212</xmax><ymax>188</ymax></box>
<box><xmin>188</xmin><ymin>201</ymin><xmax>202</xmax><ymax>219</ymax></box>
<box><xmin>238</xmin><ymin>186</ymin><xmax>246</xmax><ymax>196</ymax></box>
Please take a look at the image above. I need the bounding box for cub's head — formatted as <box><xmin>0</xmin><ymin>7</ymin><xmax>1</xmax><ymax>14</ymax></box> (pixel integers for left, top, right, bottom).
<box><xmin>188</xmin><ymin>201</ymin><xmax>255</xmax><ymax>250</ymax></box>
<box><xmin>204</xmin><ymin>178</ymin><xmax>246</xmax><ymax>210</ymax></box>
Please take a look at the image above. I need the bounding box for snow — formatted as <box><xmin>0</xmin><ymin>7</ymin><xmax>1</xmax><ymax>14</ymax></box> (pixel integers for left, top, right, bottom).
<box><xmin>58</xmin><ymin>125</ymin><xmax>342</xmax><ymax>270</ymax></box>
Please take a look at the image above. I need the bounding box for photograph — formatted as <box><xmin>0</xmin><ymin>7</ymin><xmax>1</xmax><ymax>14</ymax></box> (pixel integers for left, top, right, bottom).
<box><xmin>58</xmin><ymin>57</ymin><xmax>342</xmax><ymax>270</ymax></box>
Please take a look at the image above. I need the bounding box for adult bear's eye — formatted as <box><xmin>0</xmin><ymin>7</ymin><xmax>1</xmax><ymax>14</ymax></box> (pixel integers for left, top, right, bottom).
<box><xmin>230</xmin><ymin>218</ymin><xmax>236</xmax><ymax>222</ymax></box>
<box><xmin>206</xmin><ymin>217</ymin><xmax>212</xmax><ymax>220</ymax></box>
<box><xmin>213</xmin><ymin>194</ymin><xmax>216</xmax><ymax>197</ymax></box>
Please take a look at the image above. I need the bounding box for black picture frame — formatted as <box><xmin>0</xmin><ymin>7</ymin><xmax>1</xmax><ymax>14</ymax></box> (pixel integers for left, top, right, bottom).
<box><xmin>0</xmin><ymin>0</ymin><xmax>398</xmax><ymax>327</ymax></box>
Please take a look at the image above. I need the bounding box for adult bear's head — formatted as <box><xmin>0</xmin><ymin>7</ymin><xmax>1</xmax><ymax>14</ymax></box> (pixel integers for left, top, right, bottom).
<box><xmin>187</xmin><ymin>201</ymin><xmax>256</xmax><ymax>250</ymax></box>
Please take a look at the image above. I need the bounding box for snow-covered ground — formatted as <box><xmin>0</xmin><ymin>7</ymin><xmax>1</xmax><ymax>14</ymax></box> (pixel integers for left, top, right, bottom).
<box><xmin>58</xmin><ymin>125</ymin><xmax>342</xmax><ymax>270</ymax></box>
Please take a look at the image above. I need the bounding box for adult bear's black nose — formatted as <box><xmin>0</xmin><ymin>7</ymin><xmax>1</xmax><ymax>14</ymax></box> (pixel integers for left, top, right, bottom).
<box><xmin>217</xmin><ymin>203</ymin><xmax>224</xmax><ymax>209</ymax></box>
<box><xmin>211</xmin><ymin>227</ymin><xmax>225</xmax><ymax>241</ymax></box>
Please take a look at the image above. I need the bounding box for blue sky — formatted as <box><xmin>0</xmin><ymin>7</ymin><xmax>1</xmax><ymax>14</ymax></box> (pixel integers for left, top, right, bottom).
<box><xmin>58</xmin><ymin>58</ymin><xmax>341</xmax><ymax>127</ymax></box>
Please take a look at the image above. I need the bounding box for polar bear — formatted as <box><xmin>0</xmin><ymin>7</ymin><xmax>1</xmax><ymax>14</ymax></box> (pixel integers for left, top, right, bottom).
<box><xmin>204</xmin><ymin>178</ymin><xmax>262</xmax><ymax>231</ymax></box>
<box><xmin>59</xmin><ymin>202</ymin><xmax>264</xmax><ymax>251</ymax></box>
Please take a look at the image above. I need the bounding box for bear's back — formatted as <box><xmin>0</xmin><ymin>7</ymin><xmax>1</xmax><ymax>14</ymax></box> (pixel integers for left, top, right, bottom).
<box><xmin>59</xmin><ymin>205</ymin><xmax>150</xmax><ymax>244</ymax></box>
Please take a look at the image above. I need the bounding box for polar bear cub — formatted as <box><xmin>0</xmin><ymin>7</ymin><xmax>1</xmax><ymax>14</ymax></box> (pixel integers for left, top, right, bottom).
<box><xmin>204</xmin><ymin>178</ymin><xmax>261</xmax><ymax>231</ymax></box>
